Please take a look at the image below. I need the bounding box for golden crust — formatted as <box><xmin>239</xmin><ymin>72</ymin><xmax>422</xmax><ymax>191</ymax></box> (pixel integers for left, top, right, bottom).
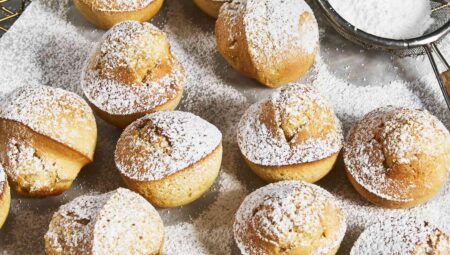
<box><xmin>0</xmin><ymin>86</ymin><xmax>97</xmax><ymax>161</ymax></box>
<box><xmin>193</xmin><ymin>0</ymin><xmax>227</xmax><ymax>18</ymax></box>
<box><xmin>0</xmin><ymin>119</ymin><xmax>92</xmax><ymax>197</ymax></box>
<box><xmin>82</xmin><ymin>21</ymin><xmax>186</xmax><ymax>128</ymax></box>
<box><xmin>242</xmin><ymin>221</ymin><xmax>342</xmax><ymax>255</ymax></box>
<box><xmin>0</xmin><ymin>86</ymin><xmax>96</xmax><ymax>197</ymax></box>
<box><xmin>259</xmin><ymin>95</ymin><xmax>338</xmax><ymax>146</ymax></box>
<box><xmin>90</xmin><ymin>86</ymin><xmax>183</xmax><ymax>129</ymax></box>
<box><xmin>45</xmin><ymin>188</ymin><xmax>164</xmax><ymax>255</ymax></box>
<box><xmin>344</xmin><ymin>107</ymin><xmax>450</xmax><ymax>208</ymax></box>
<box><xmin>345</xmin><ymin>160</ymin><xmax>448</xmax><ymax>209</ymax></box>
<box><xmin>121</xmin><ymin>144</ymin><xmax>222</xmax><ymax>207</ymax></box>
<box><xmin>78</xmin><ymin>0</ymin><xmax>152</xmax><ymax>11</ymax></box>
<box><xmin>215</xmin><ymin>0</ymin><xmax>319</xmax><ymax>88</ymax></box>
<box><xmin>74</xmin><ymin>0</ymin><xmax>164</xmax><ymax>29</ymax></box>
<box><xmin>244</xmin><ymin>152</ymin><xmax>339</xmax><ymax>183</ymax></box>
<box><xmin>237</xmin><ymin>84</ymin><xmax>343</xmax><ymax>183</ymax></box>
<box><xmin>234</xmin><ymin>181</ymin><xmax>346</xmax><ymax>255</ymax></box>
<box><xmin>350</xmin><ymin>217</ymin><xmax>450</xmax><ymax>254</ymax></box>
<box><xmin>243</xmin><ymin>233</ymin><xmax>341</xmax><ymax>255</ymax></box>
<box><xmin>0</xmin><ymin>181</ymin><xmax>11</xmax><ymax>229</ymax></box>
<box><xmin>88</xmin><ymin>61</ymin><xmax>184</xmax><ymax>128</ymax></box>
<box><xmin>216</xmin><ymin>3</ymin><xmax>259</xmax><ymax>82</ymax></box>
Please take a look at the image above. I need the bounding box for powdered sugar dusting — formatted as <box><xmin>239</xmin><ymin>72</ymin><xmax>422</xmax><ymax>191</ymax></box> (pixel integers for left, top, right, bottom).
<box><xmin>344</xmin><ymin>106</ymin><xmax>450</xmax><ymax>202</ymax></box>
<box><xmin>1</xmin><ymin>0</ymin><xmax>450</xmax><ymax>254</ymax></box>
<box><xmin>328</xmin><ymin>0</ymin><xmax>434</xmax><ymax>39</ymax></box>
<box><xmin>82</xmin><ymin>21</ymin><xmax>185</xmax><ymax>115</ymax></box>
<box><xmin>82</xmin><ymin>0</ymin><xmax>155</xmax><ymax>12</ymax></box>
<box><xmin>45</xmin><ymin>188</ymin><xmax>164</xmax><ymax>254</ymax></box>
<box><xmin>221</xmin><ymin>0</ymin><xmax>319</xmax><ymax>66</ymax></box>
<box><xmin>234</xmin><ymin>181</ymin><xmax>346</xmax><ymax>255</ymax></box>
<box><xmin>115</xmin><ymin>111</ymin><xmax>222</xmax><ymax>181</ymax></box>
<box><xmin>244</xmin><ymin>0</ymin><xmax>318</xmax><ymax>58</ymax></box>
<box><xmin>163</xmin><ymin>172</ymin><xmax>248</xmax><ymax>254</ymax></box>
<box><xmin>0</xmin><ymin>0</ymin><xmax>93</xmax><ymax>97</ymax></box>
<box><xmin>0</xmin><ymin>163</ymin><xmax>5</xmax><ymax>194</ymax></box>
<box><xmin>5</xmin><ymin>137</ymin><xmax>62</xmax><ymax>193</ymax></box>
<box><xmin>44</xmin><ymin>192</ymin><xmax>109</xmax><ymax>254</ymax></box>
<box><xmin>237</xmin><ymin>84</ymin><xmax>344</xmax><ymax>166</ymax></box>
<box><xmin>350</xmin><ymin>217</ymin><xmax>450</xmax><ymax>254</ymax></box>
<box><xmin>91</xmin><ymin>188</ymin><xmax>164</xmax><ymax>254</ymax></box>
<box><xmin>0</xmin><ymin>85</ymin><xmax>96</xmax><ymax>158</ymax></box>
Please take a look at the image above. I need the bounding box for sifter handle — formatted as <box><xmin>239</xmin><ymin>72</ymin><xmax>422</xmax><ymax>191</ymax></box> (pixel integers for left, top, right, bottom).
<box><xmin>441</xmin><ymin>70</ymin><xmax>450</xmax><ymax>98</ymax></box>
<box><xmin>424</xmin><ymin>44</ymin><xmax>450</xmax><ymax>111</ymax></box>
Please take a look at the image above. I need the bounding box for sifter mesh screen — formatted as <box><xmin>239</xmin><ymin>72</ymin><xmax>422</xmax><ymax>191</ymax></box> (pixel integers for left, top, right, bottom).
<box><xmin>400</xmin><ymin>0</ymin><xmax>450</xmax><ymax>56</ymax></box>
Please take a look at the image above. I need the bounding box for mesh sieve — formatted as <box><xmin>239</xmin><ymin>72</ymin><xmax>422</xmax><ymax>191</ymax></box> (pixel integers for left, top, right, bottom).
<box><xmin>315</xmin><ymin>0</ymin><xmax>450</xmax><ymax>112</ymax></box>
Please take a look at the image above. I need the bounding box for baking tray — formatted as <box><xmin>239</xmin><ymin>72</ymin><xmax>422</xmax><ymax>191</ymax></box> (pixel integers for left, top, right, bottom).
<box><xmin>0</xmin><ymin>0</ymin><xmax>449</xmax><ymax>254</ymax></box>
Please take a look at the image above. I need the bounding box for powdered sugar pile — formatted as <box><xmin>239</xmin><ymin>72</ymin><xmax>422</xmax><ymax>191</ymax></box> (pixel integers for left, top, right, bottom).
<box><xmin>234</xmin><ymin>181</ymin><xmax>346</xmax><ymax>255</ymax></box>
<box><xmin>86</xmin><ymin>0</ymin><xmax>155</xmax><ymax>12</ymax></box>
<box><xmin>0</xmin><ymin>0</ymin><xmax>450</xmax><ymax>254</ymax></box>
<box><xmin>344</xmin><ymin>106</ymin><xmax>450</xmax><ymax>202</ymax></box>
<box><xmin>350</xmin><ymin>216</ymin><xmax>450</xmax><ymax>254</ymax></box>
<box><xmin>82</xmin><ymin>20</ymin><xmax>184</xmax><ymax>115</ymax></box>
<box><xmin>328</xmin><ymin>0</ymin><xmax>434</xmax><ymax>39</ymax></box>
<box><xmin>237</xmin><ymin>84</ymin><xmax>343</xmax><ymax>166</ymax></box>
<box><xmin>115</xmin><ymin>111</ymin><xmax>222</xmax><ymax>181</ymax></box>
